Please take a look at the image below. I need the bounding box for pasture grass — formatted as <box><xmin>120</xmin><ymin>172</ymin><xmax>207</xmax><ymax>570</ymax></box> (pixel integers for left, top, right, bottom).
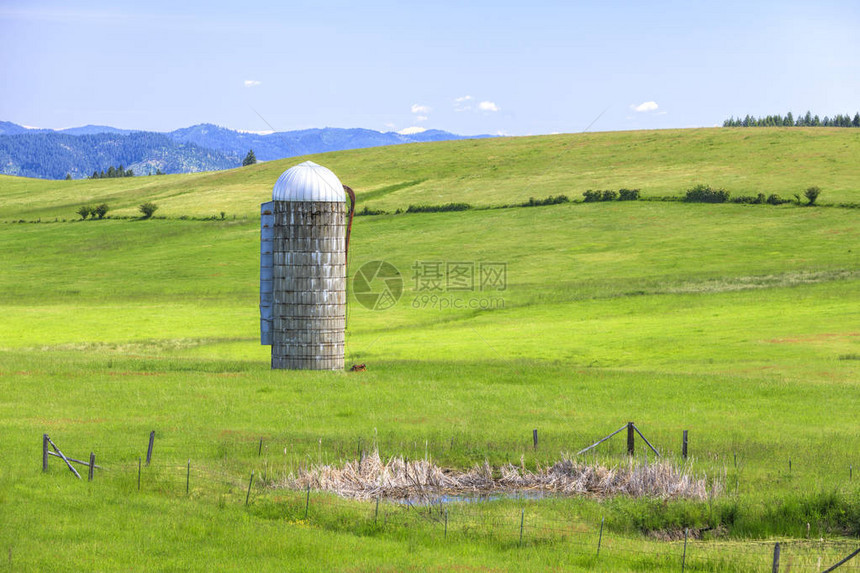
<box><xmin>0</xmin><ymin>134</ymin><xmax>858</xmax><ymax>570</ymax></box>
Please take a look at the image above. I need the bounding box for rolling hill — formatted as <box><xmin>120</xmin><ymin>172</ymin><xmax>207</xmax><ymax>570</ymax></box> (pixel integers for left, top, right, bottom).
<box><xmin>1</xmin><ymin>127</ymin><xmax>857</xmax><ymax>221</ymax></box>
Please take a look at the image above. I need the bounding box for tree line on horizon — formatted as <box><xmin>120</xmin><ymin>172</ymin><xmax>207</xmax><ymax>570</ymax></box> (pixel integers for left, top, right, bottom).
<box><xmin>88</xmin><ymin>165</ymin><xmax>135</xmax><ymax>179</ymax></box>
<box><xmin>724</xmin><ymin>111</ymin><xmax>860</xmax><ymax>128</ymax></box>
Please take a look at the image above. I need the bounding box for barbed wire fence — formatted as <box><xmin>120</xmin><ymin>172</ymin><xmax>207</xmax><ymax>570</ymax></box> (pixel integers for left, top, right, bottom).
<box><xmin>40</xmin><ymin>432</ymin><xmax>860</xmax><ymax>572</ymax></box>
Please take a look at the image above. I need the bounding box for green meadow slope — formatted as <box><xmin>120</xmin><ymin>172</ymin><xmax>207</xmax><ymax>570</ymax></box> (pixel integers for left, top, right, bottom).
<box><xmin>0</xmin><ymin>129</ymin><xmax>858</xmax><ymax>571</ymax></box>
<box><xmin>1</xmin><ymin>127</ymin><xmax>859</xmax><ymax>222</ymax></box>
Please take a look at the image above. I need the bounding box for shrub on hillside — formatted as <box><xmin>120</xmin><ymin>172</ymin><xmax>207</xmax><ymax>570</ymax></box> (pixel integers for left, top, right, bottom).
<box><xmin>731</xmin><ymin>193</ymin><xmax>766</xmax><ymax>204</ymax></box>
<box><xmin>582</xmin><ymin>190</ymin><xmax>602</xmax><ymax>202</ymax></box>
<box><xmin>93</xmin><ymin>203</ymin><xmax>109</xmax><ymax>219</ymax></box>
<box><xmin>766</xmin><ymin>194</ymin><xmax>790</xmax><ymax>205</ymax></box>
<box><xmin>139</xmin><ymin>202</ymin><xmax>159</xmax><ymax>219</ymax></box>
<box><xmin>583</xmin><ymin>189</ymin><xmax>638</xmax><ymax>202</ymax></box>
<box><xmin>76</xmin><ymin>205</ymin><xmax>92</xmax><ymax>220</ymax></box>
<box><xmin>356</xmin><ymin>206</ymin><xmax>387</xmax><ymax>216</ymax></box>
<box><xmin>522</xmin><ymin>195</ymin><xmax>570</xmax><ymax>207</ymax></box>
<box><xmin>804</xmin><ymin>186</ymin><xmax>821</xmax><ymax>206</ymax></box>
<box><xmin>684</xmin><ymin>184</ymin><xmax>730</xmax><ymax>203</ymax></box>
<box><xmin>406</xmin><ymin>203</ymin><xmax>470</xmax><ymax>213</ymax></box>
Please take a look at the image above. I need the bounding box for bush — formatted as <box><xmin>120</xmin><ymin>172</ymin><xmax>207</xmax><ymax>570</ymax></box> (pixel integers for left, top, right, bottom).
<box><xmin>618</xmin><ymin>188</ymin><xmax>640</xmax><ymax>201</ymax></box>
<box><xmin>582</xmin><ymin>190</ymin><xmax>602</xmax><ymax>202</ymax></box>
<box><xmin>522</xmin><ymin>195</ymin><xmax>570</xmax><ymax>207</ymax></box>
<box><xmin>405</xmin><ymin>203</ymin><xmax>470</xmax><ymax>213</ymax></box>
<box><xmin>804</xmin><ymin>186</ymin><xmax>821</xmax><ymax>205</ymax></box>
<box><xmin>76</xmin><ymin>205</ymin><xmax>92</xmax><ymax>220</ymax></box>
<box><xmin>684</xmin><ymin>184</ymin><xmax>730</xmax><ymax>203</ymax></box>
<box><xmin>93</xmin><ymin>204</ymin><xmax>109</xmax><ymax>219</ymax></box>
<box><xmin>601</xmin><ymin>190</ymin><xmax>618</xmax><ymax>201</ymax></box>
<box><xmin>766</xmin><ymin>194</ymin><xmax>790</xmax><ymax>205</ymax></box>
<box><xmin>139</xmin><ymin>202</ymin><xmax>159</xmax><ymax>218</ymax></box>
<box><xmin>356</xmin><ymin>206</ymin><xmax>387</xmax><ymax>216</ymax></box>
<box><xmin>732</xmin><ymin>193</ymin><xmax>767</xmax><ymax>204</ymax></box>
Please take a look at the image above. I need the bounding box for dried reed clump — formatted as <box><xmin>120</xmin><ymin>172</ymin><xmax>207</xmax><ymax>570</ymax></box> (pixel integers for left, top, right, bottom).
<box><xmin>278</xmin><ymin>449</ymin><xmax>720</xmax><ymax>502</ymax></box>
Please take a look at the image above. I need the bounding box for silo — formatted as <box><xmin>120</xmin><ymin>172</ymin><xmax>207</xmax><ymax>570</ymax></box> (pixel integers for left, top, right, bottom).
<box><xmin>260</xmin><ymin>161</ymin><xmax>352</xmax><ymax>370</ymax></box>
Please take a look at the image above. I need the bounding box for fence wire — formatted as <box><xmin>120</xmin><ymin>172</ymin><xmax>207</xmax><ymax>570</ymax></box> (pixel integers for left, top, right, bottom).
<box><xmin>40</xmin><ymin>438</ymin><xmax>860</xmax><ymax>572</ymax></box>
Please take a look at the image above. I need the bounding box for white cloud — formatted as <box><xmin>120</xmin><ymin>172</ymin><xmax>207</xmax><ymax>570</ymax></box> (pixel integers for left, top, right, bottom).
<box><xmin>411</xmin><ymin>104</ymin><xmax>431</xmax><ymax>114</ymax></box>
<box><xmin>244</xmin><ymin>80</ymin><xmax>261</xmax><ymax>87</ymax></box>
<box><xmin>631</xmin><ymin>101</ymin><xmax>658</xmax><ymax>112</ymax></box>
<box><xmin>656</xmin><ymin>111</ymin><xmax>668</xmax><ymax>116</ymax></box>
<box><xmin>415</xmin><ymin>115</ymin><xmax>428</xmax><ymax>122</ymax></box>
<box><xmin>479</xmin><ymin>101</ymin><xmax>500</xmax><ymax>112</ymax></box>
<box><xmin>454</xmin><ymin>95</ymin><xmax>473</xmax><ymax>112</ymax></box>
<box><xmin>398</xmin><ymin>126</ymin><xmax>427</xmax><ymax>135</ymax></box>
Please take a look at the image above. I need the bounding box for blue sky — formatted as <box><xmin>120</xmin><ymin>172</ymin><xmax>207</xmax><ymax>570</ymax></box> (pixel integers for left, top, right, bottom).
<box><xmin>1</xmin><ymin>0</ymin><xmax>858</xmax><ymax>135</ymax></box>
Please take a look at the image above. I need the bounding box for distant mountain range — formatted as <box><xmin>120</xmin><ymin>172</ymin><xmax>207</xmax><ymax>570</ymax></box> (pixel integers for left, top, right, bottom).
<box><xmin>0</xmin><ymin>121</ymin><xmax>492</xmax><ymax>180</ymax></box>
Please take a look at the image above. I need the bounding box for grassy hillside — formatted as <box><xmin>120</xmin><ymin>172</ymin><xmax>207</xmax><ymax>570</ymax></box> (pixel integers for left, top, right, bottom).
<box><xmin>0</xmin><ymin>130</ymin><xmax>858</xmax><ymax>571</ymax></box>
<box><xmin>1</xmin><ymin>127</ymin><xmax>859</xmax><ymax>222</ymax></box>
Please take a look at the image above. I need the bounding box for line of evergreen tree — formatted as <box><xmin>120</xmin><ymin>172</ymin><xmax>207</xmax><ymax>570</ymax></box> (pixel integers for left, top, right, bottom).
<box><xmin>724</xmin><ymin>111</ymin><xmax>860</xmax><ymax>128</ymax></box>
<box><xmin>89</xmin><ymin>165</ymin><xmax>134</xmax><ymax>179</ymax></box>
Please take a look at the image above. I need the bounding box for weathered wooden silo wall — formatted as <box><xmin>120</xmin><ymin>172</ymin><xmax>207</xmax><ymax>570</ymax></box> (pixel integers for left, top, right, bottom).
<box><xmin>271</xmin><ymin>200</ymin><xmax>346</xmax><ymax>370</ymax></box>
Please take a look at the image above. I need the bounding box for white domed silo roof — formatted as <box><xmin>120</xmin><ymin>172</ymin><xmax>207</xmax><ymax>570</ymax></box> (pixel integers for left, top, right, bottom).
<box><xmin>272</xmin><ymin>161</ymin><xmax>346</xmax><ymax>202</ymax></box>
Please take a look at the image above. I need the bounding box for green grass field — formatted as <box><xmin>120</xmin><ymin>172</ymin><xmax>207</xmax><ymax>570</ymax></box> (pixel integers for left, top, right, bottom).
<box><xmin>0</xmin><ymin>128</ymin><xmax>858</xmax><ymax>571</ymax></box>
<box><xmin>2</xmin><ymin>127</ymin><xmax>860</xmax><ymax>222</ymax></box>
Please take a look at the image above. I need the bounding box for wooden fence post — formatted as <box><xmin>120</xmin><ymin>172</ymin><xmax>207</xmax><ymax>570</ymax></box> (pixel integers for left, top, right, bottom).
<box><xmin>519</xmin><ymin>509</ymin><xmax>525</xmax><ymax>547</ymax></box>
<box><xmin>245</xmin><ymin>471</ymin><xmax>254</xmax><ymax>506</ymax></box>
<box><xmin>42</xmin><ymin>434</ymin><xmax>49</xmax><ymax>472</ymax></box>
<box><xmin>627</xmin><ymin>422</ymin><xmax>635</xmax><ymax>456</ymax></box>
<box><xmin>44</xmin><ymin>435</ymin><xmax>81</xmax><ymax>479</ymax></box>
<box><xmin>822</xmin><ymin>547</ymin><xmax>860</xmax><ymax>573</ymax></box>
<box><xmin>88</xmin><ymin>453</ymin><xmax>95</xmax><ymax>482</ymax></box>
<box><xmin>772</xmin><ymin>542</ymin><xmax>781</xmax><ymax>573</ymax></box>
<box><xmin>145</xmin><ymin>431</ymin><xmax>155</xmax><ymax>466</ymax></box>
<box><xmin>682</xmin><ymin>430</ymin><xmax>688</xmax><ymax>459</ymax></box>
<box><xmin>186</xmin><ymin>460</ymin><xmax>190</xmax><ymax>495</ymax></box>
<box><xmin>597</xmin><ymin>517</ymin><xmax>604</xmax><ymax>557</ymax></box>
<box><xmin>681</xmin><ymin>528</ymin><xmax>688</xmax><ymax>572</ymax></box>
<box><xmin>533</xmin><ymin>429</ymin><xmax>538</xmax><ymax>450</ymax></box>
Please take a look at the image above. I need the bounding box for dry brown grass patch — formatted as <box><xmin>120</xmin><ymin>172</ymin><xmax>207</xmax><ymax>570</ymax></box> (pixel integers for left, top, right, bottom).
<box><xmin>275</xmin><ymin>449</ymin><xmax>721</xmax><ymax>502</ymax></box>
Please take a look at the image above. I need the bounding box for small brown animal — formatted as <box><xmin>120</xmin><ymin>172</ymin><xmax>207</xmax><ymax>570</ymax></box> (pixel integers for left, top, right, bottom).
<box><xmin>349</xmin><ymin>363</ymin><xmax>367</xmax><ymax>372</ymax></box>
